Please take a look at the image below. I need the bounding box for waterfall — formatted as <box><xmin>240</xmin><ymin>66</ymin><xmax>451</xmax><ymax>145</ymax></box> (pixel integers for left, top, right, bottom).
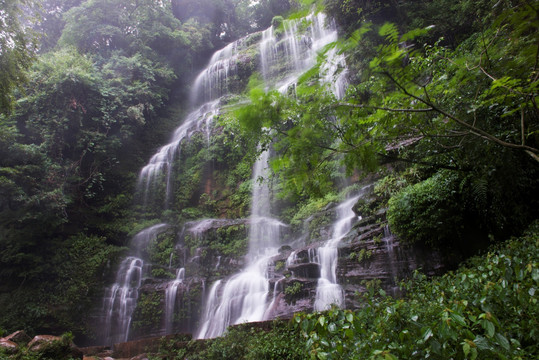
<box><xmin>100</xmin><ymin>223</ymin><xmax>167</xmax><ymax>345</ymax></box>
<box><xmin>196</xmin><ymin>149</ymin><xmax>285</xmax><ymax>339</ymax></box>
<box><xmin>99</xmin><ymin>9</ymin><xmax>349</xmax><ymax>344</ymax></box>
<box><xmin>313</xmin><ymin>196</ymin><xmax>360</xmax><ymax>311</ymax></box>
<box><xmin>196</xmin><ymin>10</ymin><xmax>347</xmax><ymax>339</ymax></box>
<box><xmin>165</xmin><ymin>268</ymin><xmax>185</xmax><ymax>334</ymax></box>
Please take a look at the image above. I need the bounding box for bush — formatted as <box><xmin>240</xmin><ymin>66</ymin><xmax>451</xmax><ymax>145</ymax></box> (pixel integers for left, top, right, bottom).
<box><xmin>189</xmin><ymin>321</ymin><xmax>305</xmax><ymax>360</ymax></box>
<box><xmin>387</xmin><ymin>170</ymin><xmax>463</xmax><ymax>247</ymax></box>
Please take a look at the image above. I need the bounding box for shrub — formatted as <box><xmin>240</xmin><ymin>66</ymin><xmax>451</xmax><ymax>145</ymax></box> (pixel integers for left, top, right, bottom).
<box><xmin>387</xmin><ymin>170</ymin><xmax>463</xmax><ymax>247</ymax></box>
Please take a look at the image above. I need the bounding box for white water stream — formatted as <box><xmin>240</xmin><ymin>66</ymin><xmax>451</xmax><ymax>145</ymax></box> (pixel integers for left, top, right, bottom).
<box><xmin>100</xmin><ymin>223</ymin><xmax>167</xmax><ymax>345</ymax></box>
<box><xmin>313</xmin><ymin>196</ymin><xmax>360</xmax><ymax>310</ymax></box>
<box><xmin>164</xmin><ymin>267</ymin><xmax>185</xmax><ymax>334</ymax></box>
<box><xmin>196</xmin><ymin>148</ymin><xmax>285</xmax><ymax>339</ymax></box>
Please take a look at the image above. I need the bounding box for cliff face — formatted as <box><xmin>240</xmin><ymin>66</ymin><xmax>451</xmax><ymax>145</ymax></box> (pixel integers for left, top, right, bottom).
<box><xmin>93</xmin><ymin>182</ymin><xmax>446</xmax><ymax>343</ymax></box>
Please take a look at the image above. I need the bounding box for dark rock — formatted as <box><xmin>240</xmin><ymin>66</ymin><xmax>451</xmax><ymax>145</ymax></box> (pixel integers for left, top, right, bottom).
<box><xmin>3</xmin><ymin>330</ymin><xmax>31</xmax><ymax>345</ymax></box>
<box><xmin>279</xmin><ymin>245</ymin><xmax>292</xmax><ymax>253</ymax></box>
<box><xmin>0</xmin><ymin>339</ymin><xmax>18</xmax><ymax>354</ymax></box>
<box><xmin>288</xmin><ymin>262</ymin><xmax>320</xmax><ymax>279</ymax></box>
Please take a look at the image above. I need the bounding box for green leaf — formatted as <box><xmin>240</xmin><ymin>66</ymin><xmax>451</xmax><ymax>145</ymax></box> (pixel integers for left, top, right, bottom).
<box><xmin>481</xmin><ymin>319</ymin><xmax>495</xmax><ymax>337</ymax></box>
<box><xmin>474</xmin><ymin>336</ymin><xmax>492</xmax><ymax>351</ymax></box>
<box><xmin>451</xmin><ymin>313</ymin><xmax>467</xmax><ymax>327</ymax></box>
<box><xmin>494</xmin><ymin>333</ymin><xmax>510</xmax><ymax>351</ymax></box>
<box><xmin>463</xmin><ymin>342</ymin><xmax>471</xmax><ymax>357</ymax></box>
<box><xmin>379</xmin><ymin>23</ymin><xmax>399</xmax><ymax>43</ymax></box>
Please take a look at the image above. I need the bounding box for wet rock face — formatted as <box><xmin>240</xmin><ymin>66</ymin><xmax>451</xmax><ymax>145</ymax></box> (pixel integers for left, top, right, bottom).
<box><xmin>256</xmin><ymin>202</ymin><xmax>446</xmax><ymax>320</ymax></box>
<box><xmin>288</xmin><ymin>262</ymin><xmax>320</xmax><ymax>279</ymax></box>
<box><xmin>94</xmin><ymin>191</ymin><xmax>445</xmax><ymax>346</ymax></box>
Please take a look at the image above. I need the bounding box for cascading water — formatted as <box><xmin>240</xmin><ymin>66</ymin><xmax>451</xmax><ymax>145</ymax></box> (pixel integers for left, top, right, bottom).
<box><xmin>313</xmin><ymin>196</ymin><xmax>360</xmax><ymax>311</ymax></box>
<box><xmin>190</xmin><ymin>39</ymin><xmax>245</xmax><ymax>106</ymax></box>
<box><xmin>138</xmin><ymin>100</ymin><xmax>220</xmax><ymax>207</ymax></box>
<box><xmin>195</xmin><ymin>11</ymin><xmax>346</xmax><ymax>339</ymax></box>
<box><xmin>100</xmin><ymin>223</ymin><xmax>167</xmax><ymax>345</ymax></box>
<box><xmin>259</xmin><ymin>12</ymin><xmax>346</xmax><ymax>93</ymax></box>
<box><xmin>165</xmin><ymin>268</ymin><xmax>185</xmax><ymax>334</ymax></box>
<box><xmin>196</xmin><ymin>148</ymin><xmax>285</xmax><ymax>339</ymax></box>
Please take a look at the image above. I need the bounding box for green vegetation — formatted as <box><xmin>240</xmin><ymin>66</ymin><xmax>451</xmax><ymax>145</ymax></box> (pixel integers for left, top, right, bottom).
<box><xmin>294</xmin><ymin>221</ymin><xmax>539</xmax><ymax>359</ymax></box>
<box><xmin>188</xmin><ymin>321</ymin><xmax>306</xmax><ymax>360</ymax></box>
<box><xmin>0</xmin><ymin>0</ymin><xmax>38</xmax><ymax>115</ymax></box>
<box><xmin>284</xmin><ymin>281</ymin><xmax>304</xmax><ymax>304</ymax></box>
<box><xmin>236</xmin><ymin>0</ymin><xmax>538</xmax><ymax>254</ymax></box>
<box><xmin>0</xmin><ymin>0</ymin><xmax>537</xmax><ymax>351</ymax></box>
<box><xmin>388</xmin><ymin>170</ymin><xmax>463</xmax><ymax>248</ymax></box>
<box><xmin>131</xmin><ymin>292</ymin><xmax>164</xmax><ymax>331</ymax></box>
<box><xmin>349</xmin><ymin>249</ymin><xmax>373</xmax><ymax>263</ymax></box>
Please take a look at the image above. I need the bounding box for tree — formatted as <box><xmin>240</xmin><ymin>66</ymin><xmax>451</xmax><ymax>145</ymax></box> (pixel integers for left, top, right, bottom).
<box><xmin>0</xmin><ymin>0</ymin><xmax>38</xmax><ymax>114</ymax></box>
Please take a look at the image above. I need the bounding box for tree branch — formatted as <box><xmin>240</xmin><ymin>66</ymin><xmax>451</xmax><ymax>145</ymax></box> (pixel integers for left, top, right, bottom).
<box><xmin>335</xmin><ymin>102</ymin><xmax>433</xmax><ymax>113</ymax></box>
<box><xmin>377</xmin><ymin>152</ymin><xmax>467</xmax><ymax>171</ymax></box>
<box><xmin>382</xmin><ymin>71</ymin><xmax>539</xmax><ymax>160</ymax></box>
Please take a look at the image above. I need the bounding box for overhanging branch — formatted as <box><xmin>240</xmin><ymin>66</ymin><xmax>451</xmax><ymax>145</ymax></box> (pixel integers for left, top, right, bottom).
<box><xmin>382</xmin><ymin>71</ymin><xmax>539</xmax><ymax>161</ymax></box>
<box><xmin>335</xmin><ymin>102</ymin><xmax>434</xmax><ymax>113</ymax></box>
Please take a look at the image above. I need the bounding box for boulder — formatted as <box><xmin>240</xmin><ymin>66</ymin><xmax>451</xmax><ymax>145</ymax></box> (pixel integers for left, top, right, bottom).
<box><xmin>28</xmin><ymin>335</ymin><xmax>83</xmax><ymax>360</ymax></box>
<box><xmin>0</xmin><ymin>339</ymin><xmax>18</xmax><ymax>354</ymax></box>
<box><xmin>3</xmin><ymin>330</ymin><xmax>31</xmax><ymax>345</ymax></box>
<box><xmin>28</xmin><ymin>335</ymin><xmax>62</xmax><ymax>352</ymax></box>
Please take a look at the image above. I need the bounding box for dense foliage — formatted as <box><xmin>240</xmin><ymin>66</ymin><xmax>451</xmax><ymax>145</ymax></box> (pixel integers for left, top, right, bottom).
<box><xmin>0</xmin><ymin>0</ymin><xmax>38</xmax><ymax>115</ymax></box>
<box><xmin>293</xmin><ymin>221</ymin><xmax>539</xmax><ymax>359</ymax></box>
